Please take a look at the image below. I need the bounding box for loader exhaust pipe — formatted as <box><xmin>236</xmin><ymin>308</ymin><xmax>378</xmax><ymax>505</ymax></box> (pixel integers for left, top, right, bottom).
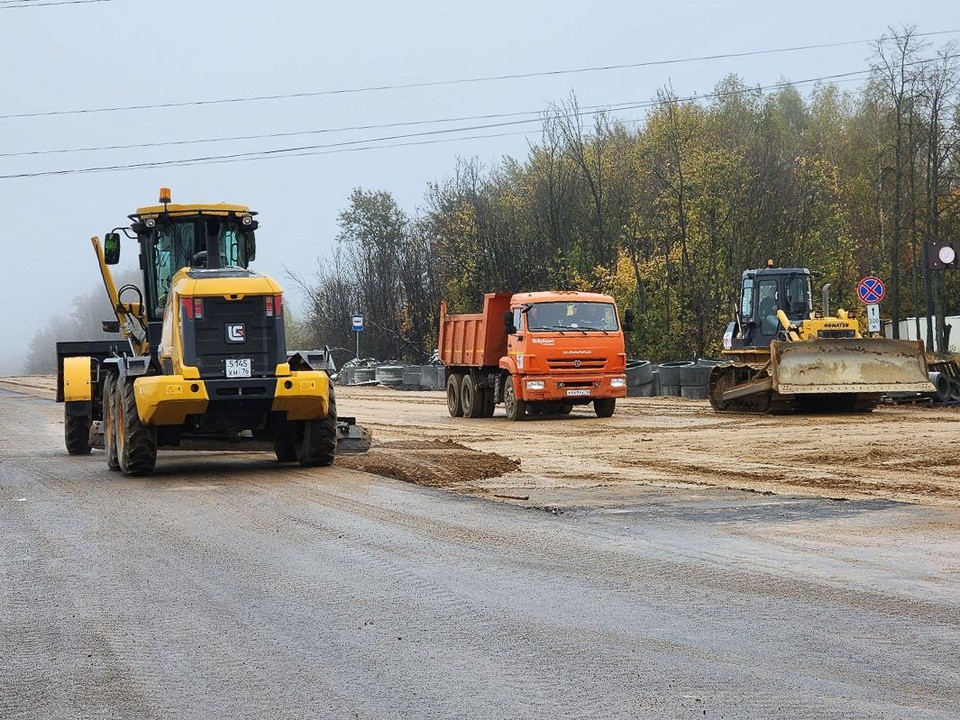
<box><xmin>821</xmin><ymin>283</ymin><xmax>831</xmax><ymax>317</ymax></box>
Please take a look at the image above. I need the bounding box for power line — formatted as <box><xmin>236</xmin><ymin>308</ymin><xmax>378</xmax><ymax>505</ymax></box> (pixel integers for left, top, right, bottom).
<box><xmin>0</xmin><ymin>0</ymin><xmax>116</xmax><ymax>9</ymax></box>
<box><xmin>0</xmin><ymin>70</ymin><xmax>876</xmax><ymax>180</ymax></box>
<box><xmin>1</xmin><ymin>29</ymin><xmax>957</xmax><ymax>121</ymax></box>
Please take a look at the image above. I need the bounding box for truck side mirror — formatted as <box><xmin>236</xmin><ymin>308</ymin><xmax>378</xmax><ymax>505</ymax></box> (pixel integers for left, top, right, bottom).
<box><xmin>623</xmin><ymin>308</ymin><xmax>635</xmax><ymax>333</ymax></box>
<box><xmin>504</xmin><ymin>311</ymin><xmax>517</xmax><ymax>335</ymax></box>
<box><xmin>103</xmin><ymin>232</ymin><xmax>121</xmax><ymax>265</ymax></box>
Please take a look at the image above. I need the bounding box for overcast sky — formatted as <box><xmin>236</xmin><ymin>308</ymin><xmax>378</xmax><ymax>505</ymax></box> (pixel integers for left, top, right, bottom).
<box><xmin>1</xmin><ymin>0</ymin><xmax>956</xmax><ymax>374</ymax></box>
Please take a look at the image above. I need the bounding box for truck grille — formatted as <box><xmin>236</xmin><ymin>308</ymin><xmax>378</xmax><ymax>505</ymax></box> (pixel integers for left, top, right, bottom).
<box><xmin>191</xmin><ymin>297</ymin><xmax>278</xmax><ymax>378</ymax></box>
<box><xmin>547</xmin><ymin>357</ymin><xmax>607</xmax><ymax>371</ymax></box>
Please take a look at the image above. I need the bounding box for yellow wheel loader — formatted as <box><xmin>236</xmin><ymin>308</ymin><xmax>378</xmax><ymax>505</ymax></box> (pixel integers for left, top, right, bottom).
<box><xmin>56</xmin><ymin>188</ymin><xmax>370</xmax><ymax>475</ymax></box>
<box><xmin>708</xmin><ymin>265</ymin><xmax>934</xmax><ymax>414</ymax></box>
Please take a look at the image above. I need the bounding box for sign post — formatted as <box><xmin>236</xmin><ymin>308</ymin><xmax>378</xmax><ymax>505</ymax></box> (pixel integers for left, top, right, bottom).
<box><xmin>857</xmin><ymin>276</ymin><xmax>885</xmax><ymax>336</ymax></box>
<box><xmin>351</xmin><ymin>314</ymin><xmax>364</xmax><ymax>359</ymax></box>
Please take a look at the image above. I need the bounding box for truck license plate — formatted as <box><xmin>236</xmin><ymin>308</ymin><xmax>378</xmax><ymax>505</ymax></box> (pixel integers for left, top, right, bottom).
<box><xmin>225</xmin><ymin>359</ymin><xmax>252</xmax><ymax>378</ymax></box>
<box><xmin>566</xmin><ymin>389</ymin><xmax>590</xmax><ymax>397</ymax></box>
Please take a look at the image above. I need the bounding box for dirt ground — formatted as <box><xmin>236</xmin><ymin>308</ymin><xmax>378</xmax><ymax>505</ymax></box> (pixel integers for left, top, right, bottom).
<box><xmin>8</xmin><ymin>375</ymin><xmax>960</xmax><ymax>508</ymax></box>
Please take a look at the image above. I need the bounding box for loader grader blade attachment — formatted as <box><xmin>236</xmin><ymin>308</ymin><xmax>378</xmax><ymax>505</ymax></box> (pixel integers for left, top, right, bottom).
<box><xmin>336</xmin><ymin>417</ymin><xmax>372</xmax><ymax>454</ymax></box>
<box><xmin>771</xmin><ymin>338</ymin><xmax>933</xmax><ymax>395</ymax></box>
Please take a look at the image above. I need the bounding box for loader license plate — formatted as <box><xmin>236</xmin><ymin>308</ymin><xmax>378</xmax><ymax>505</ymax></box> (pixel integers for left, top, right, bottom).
<box><xmin>225</xmin><ymin>359</ymin><xmax>252</xmax><ymax>378</ymax></box>
<box><xmin>566</xmin><ymin>389</ymin><xmax>590</xmax><ymax>397</ymax></box>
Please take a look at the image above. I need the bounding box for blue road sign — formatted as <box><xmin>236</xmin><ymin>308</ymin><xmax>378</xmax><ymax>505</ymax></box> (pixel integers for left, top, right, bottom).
<box><xmin>352</xmin><ymin>315</ymin><xmax>364</xmax><ymax>332</ymax></box>
<box><xmin>857</xmin><ymin>276</ymin><xmax>885</xmax><ymax>305</ymax></box>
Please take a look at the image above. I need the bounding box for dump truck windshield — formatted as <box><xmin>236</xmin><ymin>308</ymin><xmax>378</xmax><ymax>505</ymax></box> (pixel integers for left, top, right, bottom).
<box><xmin>146</xmin><ymin>217</ymin><xmax>252</xmax><ymax>319</ymax></box>
<box><xmin>526</xmin><ymin>302</ymin><xmax>619</xmax><ymax>331</ymax></box>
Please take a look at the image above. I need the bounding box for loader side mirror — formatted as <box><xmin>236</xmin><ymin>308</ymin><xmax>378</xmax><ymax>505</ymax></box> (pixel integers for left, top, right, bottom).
<box><xmin>504</xmin><ymin>311</ymin><xmax>517</xmax><ymax>335</ymax></box>
<box><xmin>623</xmin><ymin>308</ymin><xmax>635</xmax><ymax>333</ymax></box>
<box><xmin>245</xmin><ymin>232</ymin><xmax>256</xmax><ymax>263</ymax></box>
<box><xmin>103</xmin><ymin>233</ymin><xmax>121</xmax><ymax>265</ymax></box>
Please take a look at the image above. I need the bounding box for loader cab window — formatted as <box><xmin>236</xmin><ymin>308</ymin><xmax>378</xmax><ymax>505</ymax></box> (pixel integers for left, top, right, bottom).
<box><xmin>757</xmin><ymin>279</ymin><xmax>780</xmax><ymax>337</ymax></box>
<box><xmin>783</xmin><ymin>274</ymin><xmax>813</xmax><ymax>321</ymax></box>
<box><xmin>144</xmin><ymin>216</ymin><xmax>252</xmax><ymax>319</ymax></box>
<box><xmin>740</xmin><ymin>277</ymin><xmax>754</xmax><ymax>319</ymax></box>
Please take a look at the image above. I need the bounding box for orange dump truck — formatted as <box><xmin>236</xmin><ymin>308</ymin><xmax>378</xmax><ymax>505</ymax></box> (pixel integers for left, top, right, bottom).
<box><xmin>439</xmin><ymin>291</ymin><xmax>633</xmax><ymax>420</ymax></box>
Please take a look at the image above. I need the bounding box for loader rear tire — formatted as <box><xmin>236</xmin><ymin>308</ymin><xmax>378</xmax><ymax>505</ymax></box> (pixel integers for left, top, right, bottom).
<box><xmin>593</xmin><ymin>398</ymin><xmax>616</xmax><ymax>418</ymax></box>
<box><xmin>64</xmin><ymin>411</ymin><xmax>92</xmax><ymax>456</ymax></box>
<box><xmin>504</xmin><ymin>376</ymin><xmax>526</xmax><ymax>421</ymax></box>
<box><xmin>115</xmin><ymin>377</ymin><xmax>157</xmax><ymax>476</ymax></box>
<box><xmin>461</xmin><ymin>375</ymin><xmax>484</xmax><ymax>418</ymax></box>
<box><xmin>295</xmin><ymin>387</ymin><xmax>337</xmax><ymax>467</ymax></box>
<box><xmin>446</xmin><ymin>374</ymin><xmax>463</xmax><ymax>417</ymax></box>
<box><xmin>102</xmin><ymin>373</ymin><xmax>120</xmax><ymax>471</ymax></box>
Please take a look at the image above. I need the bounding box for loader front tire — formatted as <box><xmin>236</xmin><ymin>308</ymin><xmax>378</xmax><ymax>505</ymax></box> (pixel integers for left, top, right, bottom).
<box><xmin>295</xmin><ymin>386</ymin><xmax>337</xmax><ymax>467</ymax></box>
<box><xmin>102</xmin><ymin>373</ymin><xmax>120</xmax><ymax>471</ymax></box>
<box><xmin>115</xmin><ymin>377</ymin><xmax>157</xmax><ymax>476</ymax></box>
<box><xmin>64</xmin><ymin>411</ymin><xmax>92</xmax><ymax>456</ymax></box>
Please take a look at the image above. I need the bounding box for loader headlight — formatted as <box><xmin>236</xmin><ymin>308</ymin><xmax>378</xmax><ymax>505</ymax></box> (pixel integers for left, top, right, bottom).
<box><xmin>610</xmin><ymin>377</ymin><xmax>627</xmax><ymax>387</ymax></box>
<box><xmin>145</xmin><ymin>217</ymin><xmax>156</xmax><ymax>228</ymax></box>
<box><xmin>525</xmin><ymin>380</ymin><xmax>545</xmax><ymax>390</ymax></box>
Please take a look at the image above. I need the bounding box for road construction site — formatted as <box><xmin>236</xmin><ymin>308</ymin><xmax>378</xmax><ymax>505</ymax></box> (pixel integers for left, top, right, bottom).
<box><xmin>9</xmin><ymin>374</ymin><xmax>960</xmax><ymax>508</ymax></box>
<box><xmin>3</xmin><ymin>376</ymin><xmax>960</xmax><ymax>718</ymax></box>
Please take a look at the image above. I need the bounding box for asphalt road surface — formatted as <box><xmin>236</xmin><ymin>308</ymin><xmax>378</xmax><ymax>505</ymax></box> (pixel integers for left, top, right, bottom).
<box><xmin>2</xmin><ymin>386</ymin><xmax>959</xmax><ymax>719</ymax></box>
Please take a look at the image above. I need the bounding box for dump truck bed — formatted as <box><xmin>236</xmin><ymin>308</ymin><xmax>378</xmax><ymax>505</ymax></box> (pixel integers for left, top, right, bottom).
<box><xmin>438</xmin><ymin>293</ymin><xmax>512</xmax><ymax>368</ymax></box>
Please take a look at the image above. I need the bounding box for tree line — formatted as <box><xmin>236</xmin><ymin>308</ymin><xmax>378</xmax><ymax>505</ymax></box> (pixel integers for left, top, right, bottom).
<box><xmin>298</xmin><ymin>28</ymin><xmax>960</xmax><ymax>364</ymax></box>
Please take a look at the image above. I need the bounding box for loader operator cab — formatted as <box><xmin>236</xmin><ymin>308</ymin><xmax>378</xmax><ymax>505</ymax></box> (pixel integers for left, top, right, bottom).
<box><xmin>738</xmin><ymin>267</ymin><xmax>813</xmax><ymax>347</ymax></box>
<box><xmin>128</xmin><ymin>204</ymin><xmax>259</xmax><ymax>321</ymax></box>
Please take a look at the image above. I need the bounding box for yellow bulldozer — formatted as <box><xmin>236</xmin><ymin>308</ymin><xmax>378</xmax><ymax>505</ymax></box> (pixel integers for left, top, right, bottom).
<box><xmin>708</xmin><ymin>264</ymin><xmax>934</xmax><ymax>413</ymax></box>
<box><xmin>56</xmin><ymin>188</ymin><xmax>370</xmax><ymax>475</ymax></box>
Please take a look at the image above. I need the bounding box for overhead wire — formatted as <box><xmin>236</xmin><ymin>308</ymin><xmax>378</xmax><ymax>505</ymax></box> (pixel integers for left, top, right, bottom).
<box><xmin>0</xmin><ymin>70</ymin><xmax>877</xmax><ymax>180</ymax></box>
<box><xmin>0</xmin><ymin>28</ymin><xmax>957</xmax><ymax>121</ymax></box>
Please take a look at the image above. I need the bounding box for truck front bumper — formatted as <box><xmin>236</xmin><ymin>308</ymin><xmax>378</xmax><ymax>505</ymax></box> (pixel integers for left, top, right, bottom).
<box><xmin>518</xmin><ymin>374</ymin><xmax>628</xmax><ymax>403</ymax></box>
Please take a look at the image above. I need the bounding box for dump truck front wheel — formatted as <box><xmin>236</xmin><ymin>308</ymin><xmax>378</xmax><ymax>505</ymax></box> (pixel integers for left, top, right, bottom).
<box><xmin>115</xmin><ymin>377</ymin><xmax>157</xmax><ymax>476</ymax></box>
<box><xmin>593</xmin><ymin>398</ymin><xmax>616</xmax><ymax>418</ymax></box>
<box><xmin>64</xmin><ymin>411</ymin><xmax>92</xmax><ymax>456</ymax></box>
<box><xmin>504</xmin><ymin>376</ymin><xmax>526</xmax><ymax>421</ymax></box>
<box><xmin>295</xmin><ymin>387</ymin><xmax>337</xmax><ymax>467</ymax></box>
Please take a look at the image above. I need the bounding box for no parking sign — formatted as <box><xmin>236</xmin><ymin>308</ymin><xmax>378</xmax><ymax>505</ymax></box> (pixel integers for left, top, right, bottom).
<box><xmin>857</xmin><ymin>276</ymin><xmax>885</xmax><ymax>305</ymax></box>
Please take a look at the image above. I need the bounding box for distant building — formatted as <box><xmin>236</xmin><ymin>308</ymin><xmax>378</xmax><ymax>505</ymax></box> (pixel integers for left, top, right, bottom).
<box><xmin>882</xmin><ymin>316</ymin><xmax>960</xmax><ymax>352</ymax></box>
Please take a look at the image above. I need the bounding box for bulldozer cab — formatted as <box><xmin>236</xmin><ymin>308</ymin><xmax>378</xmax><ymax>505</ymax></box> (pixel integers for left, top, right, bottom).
<box><xmin>739</xmin><ymin>268</ymin><xmax>813</xmax><ymax>348</ymax></box>
<box><xmin>129</xmin><ymin>204</ymin><xmax>258</xmax><ymax>320</ymax></box>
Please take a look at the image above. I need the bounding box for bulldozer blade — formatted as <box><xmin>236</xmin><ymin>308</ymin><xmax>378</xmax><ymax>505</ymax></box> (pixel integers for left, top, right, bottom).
<box><xmin>771</xmin><ymin>338</ymin><xmax>934</xmax><ymax>395</ymax></box>
<box><xmin>336</xmin><ymin>418</ymin><xmax>372</xmax><ymax>454</ymax></box>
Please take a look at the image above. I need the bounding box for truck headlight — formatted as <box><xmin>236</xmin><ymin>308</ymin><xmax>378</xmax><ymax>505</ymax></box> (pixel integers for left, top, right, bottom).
<box><xmin>525</xmin><ymin>380</ymin><xmax>545</xmax><ymax>390</ymax></box>
<box><xmin>610</xmin><ymin>377</ymin><xmax>627</xmax><ymax>387</ymax></box>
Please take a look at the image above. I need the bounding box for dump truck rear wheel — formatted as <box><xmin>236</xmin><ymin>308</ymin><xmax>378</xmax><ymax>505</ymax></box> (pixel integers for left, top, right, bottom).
<box><xmin>593</xmin><ymin>398</ymin><xmax>616</xmax><ymax>418</ymax></box>
<box><xmin>481</xmin><ymin>388</ymin><xmax>496</xmax><ymax>417</ymax></box>
<box><xmin>446</xmin><ymin>374</ymin><xmax>463</xmax><ymax>417</ymax></box>
<box><xmin>64</xmin><ymin>411</ymin><xmax>92</xmax><ymax>456</ymax></box>
<box><xmin>115</xmin><ymin>377</ymin><xmax>157</xmax><ymax>476</ymax></box>
<box><xmin>461</xmin><ymin>376</ymin><xmax>484</xmax><ymax>418</ymax></box>
<box><xmin>295</xmin><ymin>387</ymin><xmax>337</xmax><ymax>467</ymax></box>
<box><xmin>504</xmin><ymin>376</ymin><xmax>526</xmax><ymax>421</ymax></box>
<box><xmin>102</xmin><ymin>373</ymin><xmax>120</xmax><ymax>471</ymax></box>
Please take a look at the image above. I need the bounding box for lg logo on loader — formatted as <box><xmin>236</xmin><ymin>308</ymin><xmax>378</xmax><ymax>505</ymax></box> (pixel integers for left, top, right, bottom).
<box><xmin>225</xmin><ymin>323</ymin><xmax>246</xmax><ymax>344</ymax></box>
